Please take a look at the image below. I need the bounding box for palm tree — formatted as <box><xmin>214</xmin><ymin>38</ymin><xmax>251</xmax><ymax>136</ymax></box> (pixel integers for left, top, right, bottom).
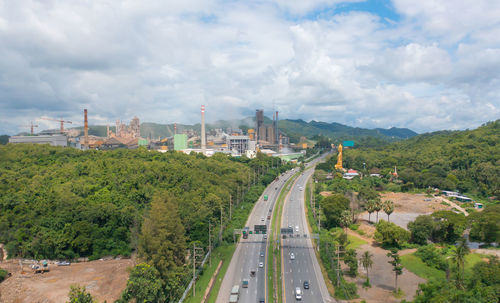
<box><xmin>451</xmin><ymin>237</ymin><xmax>470</xmax><ymax>289</ymax></box>
<box><xmin>383</xmin><ymin>200</ymin><xmax>395</xmax><ymax>222</ymax></box>
<box><xmin>340</xmin><ymin>209</ymin><xmax>352</xmax><ymax>232</ymax></box>
<box><xmin>374</xmin><ymin>199</ymin><xmax>382</xmax><ymax>223</ymax></box>
<box><xmin>360</xmin><ymin>251</ymin><xmax>374</xmax><ymax>285</ymax></box>
<box><xmin>366</xmin><ymin>200</ymin><xmax>376</xmax><ymax>223</ymax></box>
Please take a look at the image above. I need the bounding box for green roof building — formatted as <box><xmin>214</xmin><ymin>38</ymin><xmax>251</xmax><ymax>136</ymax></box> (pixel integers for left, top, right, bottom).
<box><xmin>174</xmin><ymin>134</ymin><xmax>188</xmax><ymax>151</ymax></box>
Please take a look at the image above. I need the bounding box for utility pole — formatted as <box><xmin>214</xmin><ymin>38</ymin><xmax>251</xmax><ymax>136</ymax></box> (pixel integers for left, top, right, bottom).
<box><xmin>229</xmin><ymin>194</ymin><xmax>232</xmax><ymax>220</ymax></box>
<box><xmin>209</xmin><ymin>221</ymin><xmax>212</xmax><ymax>267</ymax></box>
<box><xmin>193</xmin><ymin>243</ymin><xmax>196</xmax><ymax>296</ymax></box>
<box><xmin>192</xmin><ymin>243</ymin><xmax>204</xmax><ymax>296</ymax></box>
<box><xmin>336</xmin><ymin>244</ymin><xmax>341</xmax><ymax>287</ymax></box>
<box><xmin>318</xmin><ymin>203</ymin><xmax>321</xmax><ymax>252</ymax></box>
<box><xmin>220</xmin><ymin>203</ymin><xmax>223</xmax><ymax>243</ymax></box>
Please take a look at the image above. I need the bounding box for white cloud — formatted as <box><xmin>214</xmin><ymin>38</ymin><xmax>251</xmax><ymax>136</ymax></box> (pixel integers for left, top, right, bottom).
<box><xmin>0</xmin><ymin>0</ymin><xmax>499</xmax><ymax>135</ymax></box>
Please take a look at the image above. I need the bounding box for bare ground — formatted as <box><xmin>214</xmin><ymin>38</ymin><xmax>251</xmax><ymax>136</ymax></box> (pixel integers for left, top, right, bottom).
<box><xmin>0</xmin><ymin>258</ymin><xmax>134</xmax><ymax>303</ymax></box>
<box><xmin>346</xmin><ymin>243</ymin><xmax>425</xmax><ymax>303</ymax></box>
<box><xmin>360</xmin><ymin>192</ymin><xmax>457</xmax><ymax>229</ymax></box>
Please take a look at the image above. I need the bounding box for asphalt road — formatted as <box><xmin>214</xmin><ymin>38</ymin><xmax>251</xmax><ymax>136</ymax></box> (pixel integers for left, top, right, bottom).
<box><xmin>281</xmin><ymin>157</ymin><xmax>333</xmax><ymax>303</ymax></box>
<box><xmin>216</xmin><ymin>169</ymin><xmax>295</xmax><ymax>303</ymax></box>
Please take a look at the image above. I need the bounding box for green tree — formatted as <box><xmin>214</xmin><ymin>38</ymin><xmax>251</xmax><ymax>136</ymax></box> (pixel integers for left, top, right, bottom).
<box><xmin>468</xmin><ymin>205</ymin><xmax>500</xmax><ymax>244</ymax></box>
<box><xmin>344</xmin><ymin>248</ymin><xmax>358</xmax><ymax>277</ymax></box>
<box><xmin>383</xmin><ymin>200</ymin><xmax>394</xmax><ymax>222</ymax></box>
<box><xmin>66</xmin><ymin>285</ymin><xmax>95</xmax><ymax>303</ymax></box>
<box><xmin>365</xmin><ymin>200</ymin><xmax>376</xmax><ymax>224</ymax></box>
<box><xmin>139</xmin><ymin>192</ymin><xmax>186</xmax><ymax>298</ymax></box>
<box><xmin>451</xmin><ymin>238</ymin><xmax>470</xmax><ymax>289</ymax></box>
<box><xmin>374</xmin><ymin>220</ymin><xmax>410</xmax><ymax>248</ymax></box>
<box><xmin>321</xmin><ymin>194</ymin><xmax>350</xmax><ymax>228</ymax></box>
<box><xmin>360</xmin><ymin>251</ymin><xmax>374</xmax><ymax>285</ymax></box>
<box><xmin>120</xmin><ymin>263</ymin><xmax>165</xmax><ymax>303</ymax></box>
<box><xmin>340</xmin><ymin>209</ymin><xmax>352</xmax><ymax>232</ymax></box>
<box><xmin>374</xmin><ymin>199</ymin><xmax>382</xmax><ymax>223</ymax></box>
<box><xmin>386</xmin><ymin>249</ymin><xmax>403</xmax><ymax>291</ymax></box>
<box><xmin>408</xmin><ymin>215</ymin><xmax>434</xmax><ymax>245</ymax></box>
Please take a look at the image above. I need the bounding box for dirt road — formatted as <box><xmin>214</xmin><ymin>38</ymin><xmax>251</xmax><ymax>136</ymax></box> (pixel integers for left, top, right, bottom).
<box><xmin>0</xmin><ymin>258</ymin><xmax>134</xmax><ymax>303</ymax></box>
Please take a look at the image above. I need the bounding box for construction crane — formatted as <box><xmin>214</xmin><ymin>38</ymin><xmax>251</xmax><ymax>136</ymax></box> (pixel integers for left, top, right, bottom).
<box><xmin>20</xmin><ymin>121</ymin><xmax>38</xmax><ymax>135</ymax></box>
<box><xmin>41</xmin><ymin>117</ymin><xmax>72</xmax><ymax>133</ymax></box>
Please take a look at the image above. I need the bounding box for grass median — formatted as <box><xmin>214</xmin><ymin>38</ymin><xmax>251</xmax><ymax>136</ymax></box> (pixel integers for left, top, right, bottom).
<box><xmin>268</xmin><ymin>172</ymin><xmax>299</xmax><ymax>303</ymax></box>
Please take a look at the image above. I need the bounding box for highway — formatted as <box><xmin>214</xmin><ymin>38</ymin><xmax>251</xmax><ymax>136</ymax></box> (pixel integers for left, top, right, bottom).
<box><xmin>216</xmin><ymin>169</ymin><xmax>296</xmax><ymax>303</ymax></box>
<box><xmin>281</xmin><ymin>156</ymin><xmax>333</xmax><ymax>302</ymax></box>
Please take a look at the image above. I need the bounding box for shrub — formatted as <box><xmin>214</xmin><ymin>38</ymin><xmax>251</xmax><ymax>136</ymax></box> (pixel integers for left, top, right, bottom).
<box><xmin>0</xmin><ymin>268</ymin><xmax>8</xmax><ymax>282</ymax></box>
<box><xmin>415</xmin><ymin>245</ymin><xmax>448</xmax><ymax>271</ymax></box>
<box><xmin>374</xmin><ymin>220</ymin><xmax>410</xmax><ymax>248</ymax></box>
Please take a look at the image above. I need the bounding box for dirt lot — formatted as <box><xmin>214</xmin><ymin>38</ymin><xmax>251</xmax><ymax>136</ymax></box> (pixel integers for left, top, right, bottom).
<box><xmin>0</xmin><ymin>258</ymin><xmax>134</xmax><ymax>303</ymax></box>
<box><xmin>360</xmin><ymin>192</ymin><xmax>455</xmax><ymax>229</ymax></box>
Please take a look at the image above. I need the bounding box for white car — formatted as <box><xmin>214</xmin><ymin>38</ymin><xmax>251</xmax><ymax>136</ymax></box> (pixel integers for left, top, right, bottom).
<box><xmin>295</xmin><ymin>287</ymin><xmax>302</xmax><ymax>300</ymax></box>
<box><xmin>290</xmin><ymin>253</ymin><xmax>295</xmax><ymax>260</ymax></box>
<box><xmin>261</xmin><ymin>217</ymin><xmax>264</xmax><ymax>221</ymax></box>
<box><xmin>259</xmin><ymin>262</ymin><xmax>264</xmax><ymax>268</ymax></box>
<box><xmin>295</xmin><ymin>226</ymin><xmax>299</xmax><ymax>232</ymax></box>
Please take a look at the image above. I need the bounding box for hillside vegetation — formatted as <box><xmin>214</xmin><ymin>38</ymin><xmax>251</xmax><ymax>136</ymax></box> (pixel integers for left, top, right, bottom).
<box><xmin>343</xmin><ymin>120</ymin><xmax>499</xmax><ymax>198</ymax></box>
<box><xmin>0</xmin><ymin>145</ymin><xmax>286</xmax><ymax>262</ymax></box>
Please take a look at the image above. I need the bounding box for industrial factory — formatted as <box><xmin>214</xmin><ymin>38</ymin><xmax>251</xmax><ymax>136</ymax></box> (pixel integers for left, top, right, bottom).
<box><xmin>8</xmin><ymin>106</ymin><xmax>299</xmax><ymax>160</ymax></box>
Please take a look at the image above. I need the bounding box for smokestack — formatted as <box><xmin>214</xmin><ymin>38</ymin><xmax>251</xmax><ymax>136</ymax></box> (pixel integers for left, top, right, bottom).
<box><xmin>106</xmin><ymin>124</ymin><xmax>109</xmax><ymax>138</ymax></box>
<box><xmin>275</xmin><ymin>111</ymin><xmax>279</xmax><ymax>146</ymax></box>
<box><xmin>174</xmin><ymin>123</ymin><xmax>177</xmax><ymax>135</ymax></box>
<box><xmin>201</xmin><ymin>105</ymin><xmax>206</xmax><ymax>154</ymax></box>
<box><xmin>84</xmin><ymin>109</ymin><xmax>88</xmax><ymax>149</ymax></box>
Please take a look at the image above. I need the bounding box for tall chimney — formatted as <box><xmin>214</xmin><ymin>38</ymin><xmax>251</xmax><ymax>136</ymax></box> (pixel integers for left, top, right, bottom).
<box><xmin>106</xmin><ymin>124</ymin><xmax>109</xmax><ymax>138</ymax></box>
<box><xmin>275</xmin><ymin>111</ymin><xmax>279</xmax><ymax>146</ymax></box>
<box><xmin>84</xmin><ymin>109</ymin><xmax>88</xmax><ymax>149</ymax></box>
<box><xmin>174</xmin><ymin>123</ymin><xmax>177</xmax><ymax>135</ymax></box>
<box><xmin>201</xmin><ymin>105</ymin><xmax>206</xmax><ymax>154</ymax></box>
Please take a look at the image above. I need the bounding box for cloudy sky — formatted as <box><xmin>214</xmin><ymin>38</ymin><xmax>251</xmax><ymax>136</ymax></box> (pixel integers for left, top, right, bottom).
<box><xmin>1</xmin><ymin>0</ymin><xmax>499</xmax><ymax>135</ymax></box>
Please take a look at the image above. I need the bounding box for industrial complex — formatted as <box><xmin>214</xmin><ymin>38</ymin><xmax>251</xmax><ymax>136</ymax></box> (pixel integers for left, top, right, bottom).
<box><xmin>8</xmin><ymin>107</ymin><xmax>305</xmax><ymax>161</ymax></box>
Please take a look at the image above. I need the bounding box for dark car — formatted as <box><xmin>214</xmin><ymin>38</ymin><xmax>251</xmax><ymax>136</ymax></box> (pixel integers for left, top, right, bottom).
<box><xmin>259</xmin><ymin>298</ymin><xmax>265</xmax><ymax>303</ymax></box>
<box><xmin>303</xmin><ymin>280</ymin><xmax>309</xmax><ymax>289</ymax></box>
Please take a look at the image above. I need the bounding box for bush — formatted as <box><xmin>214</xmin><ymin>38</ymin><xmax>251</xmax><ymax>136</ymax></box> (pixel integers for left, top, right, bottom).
<box><xmin>415</xmin><ymin>245</ymin><xmax>448</xmax><ymax>271</ymax></box>
<box><xmin>334</xmin><ymin>281</ymin><xmax>358</xmax><ymax>299</ymax></box>
<box><xmin>374</xmin><ymin>220</ymin><xmax>410</xmax><ymax>248</ymax></box>
<box><xmin>0</xmin><ymin>268</ymin><xmax>8</xmax><ymax>282</ymax></box>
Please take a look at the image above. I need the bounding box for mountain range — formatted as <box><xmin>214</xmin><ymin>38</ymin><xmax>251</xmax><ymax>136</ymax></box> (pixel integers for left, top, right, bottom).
<box><xmin>8</xmin><ymin>117</ymin><xmax>417</xmax><ymax>144</ymax></box>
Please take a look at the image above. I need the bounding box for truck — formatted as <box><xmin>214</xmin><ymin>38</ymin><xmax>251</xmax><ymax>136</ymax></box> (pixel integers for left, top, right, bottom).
<box><xmin>264</xmin><ymin>195</ymin><xmax>268</xmax><ymax>201</ymax></box>
<box><xmin>242</xmin><ymin>279</ymin><xmax>249</xmax><ymax>288</ymax></box>
<box><xmin>229</xmin><ymin>285</ymin><xmax>239</xmax><ymax>302</ymax></box>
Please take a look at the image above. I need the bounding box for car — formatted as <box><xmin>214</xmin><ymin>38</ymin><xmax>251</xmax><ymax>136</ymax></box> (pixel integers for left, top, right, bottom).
<box><xmin>56</xmin><ymin>261</ymin><xmax>70</xmax><ymax>266</ymax></box>
<box><xmin>259</xmin><ymin>298</ymin><xmax>265</xmax><ymax>303</ymax></box>
<box><xmin>290</xmin><ymin>253</ymin><xmax>295</xmax><ymax>260</ymax></box>
<box><xmin>259</xmin><ymin>262</ymin><xmax>264</xmax><ymax>268</ymax></box>
<box><xmin>303</xmin><ymin>280</ymin><xmax>309</xmax><ymax>289</ymax></box>
<box><xmin>261</xmin><ymin>217</ymin><xmax>264</xmax><ymax>221</ymax></box>
<box><xmin>295</xmin><ymin>287</ymin><xmax>302</xmax><ymax>300</ymax></box>
<box><xmin>260</xmin><ymin>252</ymin><xmax>265</xmax><ymax>257</ymax></box>
<box><xmin>295</xmin><ymin>226</ymin><xmax>299</xmax><ymax>232</ymax></box>
<box><xmin>263</xmin><ymin>235</ymin><xmax>267</xmax><ymax>239</ymax></box>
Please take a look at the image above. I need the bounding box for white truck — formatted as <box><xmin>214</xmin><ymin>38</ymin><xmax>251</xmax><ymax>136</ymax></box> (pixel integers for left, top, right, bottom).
<box><xmin>229</xmin><ymin>285</ymin><xmax>239</xmax><ymax>302</ymax></box>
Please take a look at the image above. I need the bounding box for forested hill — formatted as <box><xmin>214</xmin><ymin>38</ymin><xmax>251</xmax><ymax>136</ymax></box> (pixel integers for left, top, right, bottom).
<box><xmin>279</xmin><ymin>119</ymin><xmax>417</xmax><ymax>143</ymax></box>
<box><xmin>343</xmin><ymin>120</ymin><xmax>500</xmax><ymax>198</ymax></box>
<box><xmin>0</xmin><ymin>145</ymin><xmax>286</xmax><ymax>262</ymax></box>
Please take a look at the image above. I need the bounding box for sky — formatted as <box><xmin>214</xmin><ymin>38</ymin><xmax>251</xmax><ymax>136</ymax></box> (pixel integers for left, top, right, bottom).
<box><xmin>0</xmin><ymin>0</ymin><xmax>499</xmax><ymax>135</ymax></box>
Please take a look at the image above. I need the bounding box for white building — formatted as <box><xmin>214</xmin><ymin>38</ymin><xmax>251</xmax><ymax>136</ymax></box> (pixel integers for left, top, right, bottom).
<box><xmin>9</xmin><ymin>135</ymin><xmax>68</xmax><ymax>147</ymax></box>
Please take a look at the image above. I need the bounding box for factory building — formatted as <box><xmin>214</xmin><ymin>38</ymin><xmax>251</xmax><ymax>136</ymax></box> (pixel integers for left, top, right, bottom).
<box><xmin>226</xmin><ymin>135</ymin><xmax>250</xmax><ymax>155</ymax></box>
<box><xmin>174</xmin><ymin>134</ymin><xmax>188</xmax><ymax>151</ymax></box>
<box><xmin>9</xmin><ymin>134</ymin><xmax>68</xmax><ymax>147</ymax></box>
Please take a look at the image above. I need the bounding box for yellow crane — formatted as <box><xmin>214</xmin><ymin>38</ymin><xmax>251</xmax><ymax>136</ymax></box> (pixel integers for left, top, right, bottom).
<box><xmin>41</xmin><ymin>117</ymin><xmax>72</xmax><ymax>133</ymax></box>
